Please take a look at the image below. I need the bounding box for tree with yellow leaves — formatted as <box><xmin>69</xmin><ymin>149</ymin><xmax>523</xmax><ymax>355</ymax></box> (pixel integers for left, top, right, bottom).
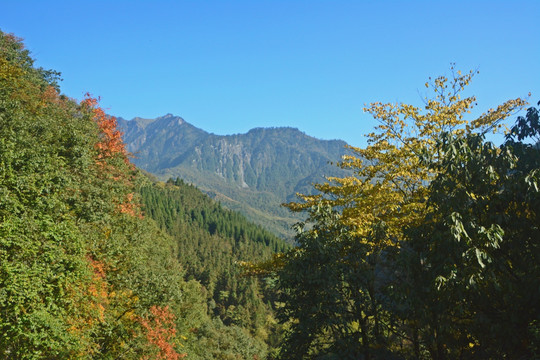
<box><xmin>275</xmin><ymin>66</ymin><xmax>531</xmax><ymax>359</ymax></box>
<box><xmin>287</xmin><ymin>66</ymin><xmax>525</xmax><ymax>249</ymax></box>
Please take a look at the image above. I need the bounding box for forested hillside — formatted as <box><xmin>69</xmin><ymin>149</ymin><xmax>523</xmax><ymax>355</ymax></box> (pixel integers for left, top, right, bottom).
<box><xmin>139</xmin><ymin>178</ymin><xmax>288</xmax><ymax>352</ymax></box>
<box><xmin>0</xmin><ymin>30</ymin><xmax>284</xmax><ymax>359</ymax></box>
<box><xmin>118</xmin><ymin>115</ymin><xmax>350</xmax><ymax>239</ymax></box>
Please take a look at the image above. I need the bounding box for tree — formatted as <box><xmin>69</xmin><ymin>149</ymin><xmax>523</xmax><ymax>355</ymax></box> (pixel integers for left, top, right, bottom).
<box><xmin>393</xmin><ymin>100</ymin><xmax>540</xmax><ymax>358</ymax></box>
<box><xmin>278</xmin><ymin>66</ymin><xmax>529</xmax><ymax>359</ymax></box>
<box><xmin>276</xmin><ymin>205</ymin><xmax>400</xmax><ymax>359</ymax></box>
<box><xmin>286</xmin><ymin>66</ymin><xmax>525</xmax><ymax>248</ymax></box>
<box><xmin>0</xmin><ymin>30</ymin><xmax>96</xmax><ymax>357</ymax></box>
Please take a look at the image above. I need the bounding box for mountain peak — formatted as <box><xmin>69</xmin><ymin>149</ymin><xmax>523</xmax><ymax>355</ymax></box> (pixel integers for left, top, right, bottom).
<box><xmin>156</xmin><ymin>113</ymin><xmax>185</xmax><ymax>126</ymax></box>
<box><xmin>160</xmin><ymin>113</ymin><xmax>175</xmax><ymax>118</ymax></box>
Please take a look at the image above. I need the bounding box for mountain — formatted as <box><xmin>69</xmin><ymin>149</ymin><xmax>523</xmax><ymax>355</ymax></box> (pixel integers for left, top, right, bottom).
<box><xmin>118</xmin><ymin>114</ymin><xmax>351</xmax><ymax>239</ymax></box>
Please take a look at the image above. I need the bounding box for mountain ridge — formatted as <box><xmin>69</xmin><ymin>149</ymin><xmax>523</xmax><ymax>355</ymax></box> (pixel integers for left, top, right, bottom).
<box><xmin>118</xmin><ymin>114</ymin><xmax>351</xmax><ymax>239</ymax></box>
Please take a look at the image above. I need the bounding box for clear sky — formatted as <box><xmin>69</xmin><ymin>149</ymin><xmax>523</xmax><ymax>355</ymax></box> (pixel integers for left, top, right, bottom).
<box><xmin>2</xmin><ymin>0</ymin><xmax>539</xmax><ymax>147</ymax></box>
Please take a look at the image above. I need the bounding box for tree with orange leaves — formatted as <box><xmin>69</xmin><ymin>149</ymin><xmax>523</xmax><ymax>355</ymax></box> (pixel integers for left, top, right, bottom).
<box><xmin>139</xmin><ymin>306</ymin><xmax>187</xmax><ymax>360</ymax></box>
<box><xmin>80</xmin><ymin>93</ymin><xmax>128</xmax><ymax>160</ymax></box>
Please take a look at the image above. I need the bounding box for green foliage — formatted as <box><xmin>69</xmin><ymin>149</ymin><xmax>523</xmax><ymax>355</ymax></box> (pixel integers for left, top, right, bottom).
<box><xmin>392</xmin><ymin>110</ymin><xmax>540</xmax><ymax>358</ymax></box>
<box><xmin>138</xmin><ymin>177</ymin><xmax>289</xmax><ymax>355</ymax></box>
<box><xmin>507</xmin><ymin>100</ymin><xmax>540</xmax><ymax>143</ymax></box>
<box><xmin>188</xmin><ymin>318</ymin><xmax>268</xmax><ymax>360</ymax></box>
<box><xmin>0</xmin><ymin>31</ymin><xmax>97</xmax><ymax>357</ymax></box>
<box><xmin>276</xmin><ymin>205</ymin><xmax>397</xmax><ymax>359</ymax></box>
<box><xmin>0</xmin><ymin>29</ymin><xmax>290</xmax><ymax>359</ymax></box>
<box><xmin>276</xmin><ymin>69</ymin><xmax>538</xmax><ymax>359</ymax></box>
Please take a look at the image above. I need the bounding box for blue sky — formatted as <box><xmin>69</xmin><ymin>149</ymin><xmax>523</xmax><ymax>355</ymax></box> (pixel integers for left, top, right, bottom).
<box><xmin>1</xmin><ymin>0</ymin><xmax>539</xmax><ymax>147</ymax></box>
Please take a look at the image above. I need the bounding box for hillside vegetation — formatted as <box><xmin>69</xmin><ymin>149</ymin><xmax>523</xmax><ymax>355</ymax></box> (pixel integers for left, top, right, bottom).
<box><xmin>0</xmin><ymin>30</ymin><xmax>284</xmax><ymax>359</ymax></box>
<box><xmin>139</xmin><ymin>178</ymin><xmax>288</xmax><ymax>348</ymax></box>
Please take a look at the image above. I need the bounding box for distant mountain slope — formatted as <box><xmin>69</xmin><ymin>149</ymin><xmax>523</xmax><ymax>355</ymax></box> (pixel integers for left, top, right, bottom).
<box><xmin>118</xmin><ymin>115</ymin><xmax>351</xmax><ymax>239</ymax></box>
